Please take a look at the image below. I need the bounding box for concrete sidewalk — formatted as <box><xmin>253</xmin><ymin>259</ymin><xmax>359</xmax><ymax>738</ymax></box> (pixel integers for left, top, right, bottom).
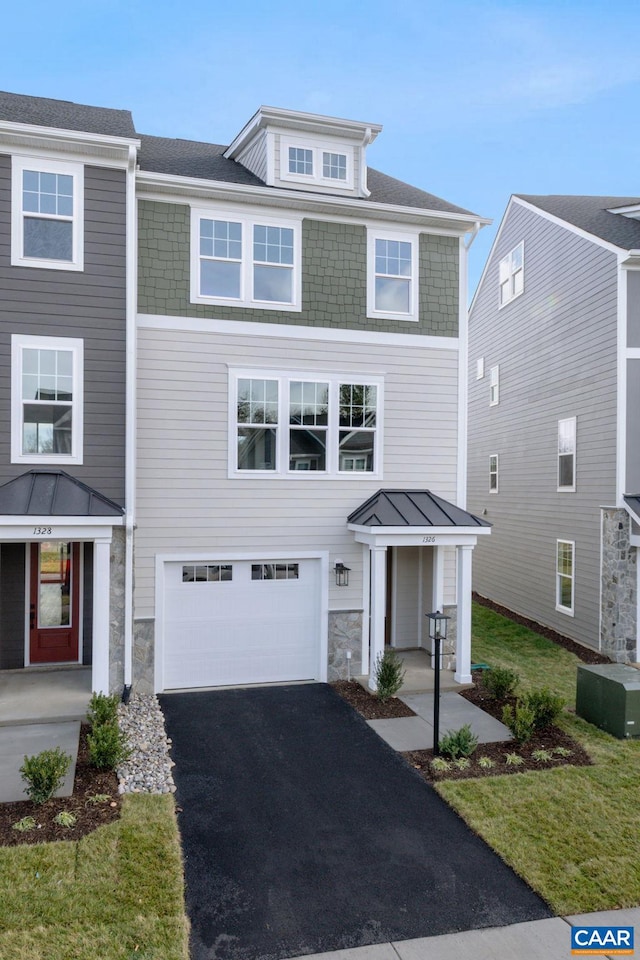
<box><xmin>289</xmin><ymin>907</ymin><xmax>639</xmax><ymax>960</ymax></box>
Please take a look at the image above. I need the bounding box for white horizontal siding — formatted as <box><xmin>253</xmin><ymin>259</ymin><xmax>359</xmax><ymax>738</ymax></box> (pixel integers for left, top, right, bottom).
<box><xmin>135</xmin><ymin>329</ymin><xmax>460</xmax><ymax>618</ymax></box>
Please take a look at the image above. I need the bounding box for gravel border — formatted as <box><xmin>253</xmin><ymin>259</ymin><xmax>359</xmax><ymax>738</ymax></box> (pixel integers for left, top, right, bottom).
<box><xmin>117</xmin><ymin>694</ymin><xmax>176</xmax><ymax>795</ymax></box>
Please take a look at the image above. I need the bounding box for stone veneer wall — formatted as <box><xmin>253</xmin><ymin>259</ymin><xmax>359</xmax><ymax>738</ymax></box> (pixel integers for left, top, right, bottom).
<box><xmin>137</xmin><ymin>201</ymin><xmax>459</xmax><ymax>338</ymax></box>
<box><xmin>328</xmin><ymin>610</ymin><xmax>363</xmax><ymax>681</ymax></box>
<box><xmin>133</xmin><ymin>618</ymin><xmax>155</xmax><ymax>695</ymax></box>
<box><xmin>108</xmin><ymin>527</ymin><xmax>126</xmax><ymax>693</ymax></box>
<box><xmin>601</xmin><ymin>509</ymin><xmax>637</xmax><ymax>662</ymax></box>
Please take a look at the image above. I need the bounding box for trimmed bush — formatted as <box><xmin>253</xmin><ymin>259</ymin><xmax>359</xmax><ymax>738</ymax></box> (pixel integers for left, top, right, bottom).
<box><xmin>87</xmin><ymin>692</ymin><xmax>119</xmax><ymax>729</ymax></box>
<box><xmin>502</xmin><ymin>701</ymin><xmax>536</xmax><ymax>744</ymax></box>
<box><xmin>374</xmin><ymin>648</ymin><xmax>405</xmax><ymax>701</ymax></box>
<box><xmin>88</xmin><ymin>722</ymin><xmax>131</xmax><ymax>770</ymax></box>
<box><xmin>522</xmin><ymin>687</ymin><xmax>566</xmax><ymax>730</ymax></box>
<box><xmin>484</xmin><ymin>666</ymin><xmax>520</xmax><ymax>699</ymax></box>
<box><xmin>438</xmin><ymin>723</ymin><xmax>479</xmax><ymax>759</ymax></box>
<box><xmin>20</xmin><ymin>747</ymin><xmax>71</xmax><ymax>804</ymax></box>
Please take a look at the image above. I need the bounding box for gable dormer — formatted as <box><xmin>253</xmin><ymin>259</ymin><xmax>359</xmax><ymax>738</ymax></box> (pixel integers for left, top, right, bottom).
<box><xmin>223</xmin><ymin>106</ymin><xmax>381</xmax><ymax>198</ymax></box>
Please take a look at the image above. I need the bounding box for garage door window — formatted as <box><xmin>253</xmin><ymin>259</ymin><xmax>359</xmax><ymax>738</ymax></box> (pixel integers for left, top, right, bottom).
<box><xmin>182</xmin><ymin>564</ymin><xmax>233</xmax><ymax>582</ymax></box>
<box><xmin>251</xmin><ymin>563</ymin><xmax>299</xmax><ymax>580</ymax></box>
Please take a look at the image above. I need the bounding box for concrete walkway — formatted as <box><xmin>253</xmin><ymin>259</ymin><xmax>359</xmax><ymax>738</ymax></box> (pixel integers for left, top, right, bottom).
<box><xmin>288</xmin><ymin>907</ymin><xmax>640</xmax><ymax>960</ymax></box>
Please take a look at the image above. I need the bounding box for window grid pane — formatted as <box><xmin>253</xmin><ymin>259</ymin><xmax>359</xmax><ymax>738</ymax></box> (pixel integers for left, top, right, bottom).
<box><xmin>288</xmin><ymin>147</ymin><xmax>313</xmax><ymax>175</ymax></box>
<box><xmin>322</xmin><ymin>152</ymin><xmax>347</xmax><ymax>180</ymax></box>
<box><xmin>23</xmin><ymin>170</ymin><xmax>73</xmax><ymax>217</ymax></box>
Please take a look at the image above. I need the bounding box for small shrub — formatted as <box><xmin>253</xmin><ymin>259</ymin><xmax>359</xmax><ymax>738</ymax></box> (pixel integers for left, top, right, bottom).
<box><xmin>12</xmin><ymin>816</ymin><xmax>36</xmax><ymax>832</ymax></box>
<box><xmin>478</xmin><ymin>755</ymin><xmax>495</xmax><ymax>769</ymax></box>
<box><xmin>438</xmin><ymin>723</ymin><xmax>479</xmax><ymax>759</ymax></box>
<box><xmin>430</xmin><ymin>757</ymin><xmax>451</xmax><ymax>773</ymax></box>
<box><xmin>86</xmin><ymin>793</ymin><xmax>111</xmax><ymax>804</ymax></box>
<box><xmin>20</xmin><ymin>748</ymin><xmax>71</xmax><ymax>805</ymax></box>
<box><xmin>87</xmin><ymin>692</ymin><xmax>119</xmax><ymax>729</ymax></box>
<box><xmin>502</xmin><ymin>701</ymin><xmax>536</xmax><ymax>744</ymax></box>
<box><xmin>522</xmin><ymin>687</ymin><xmax>566</xmax><ymax>730</ymax></box>
<box><xmin>484</xmin><ymin>666</ymin><xmax>520</xmax><ymax>699</ymax></box>
<box><xmin>54</xmin><ymin>810</ymin><xmax>77</xmax><ymax>827</ymax></box>
<box><xmin>505</xmin><ymin>752</ymin><xmax>524</xmax><ymax>766</ymax></box>
<box><xmin>553</xmin><ymin>746</ymin><xmax>572</xmax><ymax>758</ymax></box>
<box><xmin>531</xmin><ymin>749</ymin><xmax>553</xmax><ymax>763</ymax></box>
<box><xmin>454</xmin><ymin>757</ymin><xmax>471</xmax><ymax>770</ymax></box>
<box><xmin>374</xmin><ymin>648</ymin><xmax>405</xmax><ymax>701</ymax></box>
<box><xmin>88</xmin><ymin>723</ymin><xmax>131</xmax><ymax>771</ymax></box>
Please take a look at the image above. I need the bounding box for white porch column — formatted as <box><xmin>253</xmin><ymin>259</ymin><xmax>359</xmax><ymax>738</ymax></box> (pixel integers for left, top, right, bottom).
<box><xmin>455</xmin><ymin>544</ymin><xmax>474</xmax><ymax>684</ymax></box>
<box><xmin>368</xmin><ymin>544</ymin><xmax>387</xmax><ymax>691</ymax></box>
<box><xmin>92</xmin><ymin>537</ymin><xmax>112</xmax><ymax>695</ymax></box>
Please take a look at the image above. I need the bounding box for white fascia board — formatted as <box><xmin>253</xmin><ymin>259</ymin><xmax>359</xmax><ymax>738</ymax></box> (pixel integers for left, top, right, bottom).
<box><xmin>621</xmin><ymin>250</ymin><xmax>640</xmax><ymax>268</ymax></box>
<box><xmin>348</xmin><ymin>524</ymin><xmax>491</xmax><ymax>546</ymax></box>
<box><xmin>607</xmin><ymin>203</ymin><xmax>640</xmax><ymax>217</ymax></box>
<box><xmin>137</xmin><ymin>312</ymin><xmax>459</xmax><ymax>351</ymax></box>
<box><xmin>0</xmin><ymin>516</ymin><xmax>123</xmax><ymax>541</ymax></box>
<box><xmin>136</xmin><ymin>170</ymin><xmax>489</xmax><ymax>233</ymax></box>
<box><xmin>0</xmin><ymin>120</ymin><xmax>139</xmax><ymax>167</ymax></box>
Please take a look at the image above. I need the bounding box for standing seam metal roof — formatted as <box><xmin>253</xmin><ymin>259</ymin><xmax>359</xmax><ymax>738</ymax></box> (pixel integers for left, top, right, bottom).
<box><xmin>347</xmin><ymin>490</ymin><xmax>490</xmax><ymax>527</ymax></box>
<box><xmin>0</xmin><ymin>471</ymin><xmax>124</xmax><ymax>517</ymax></box>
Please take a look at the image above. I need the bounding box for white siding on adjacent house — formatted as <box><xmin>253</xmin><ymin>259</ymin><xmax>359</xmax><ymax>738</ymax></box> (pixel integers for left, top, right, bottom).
<box><xmin>468</xmin><ymin>199</ymin><xmax>618</xmax><ymax>649</ymax></box>
<box><xmin>135</xmin><ymin>325</ymin><xmax>460</xmax><ymax>620</ymax></box>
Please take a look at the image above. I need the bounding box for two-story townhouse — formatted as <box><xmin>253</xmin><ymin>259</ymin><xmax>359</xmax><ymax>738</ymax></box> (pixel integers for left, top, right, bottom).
<box><xmin>468</xmin><ymin>194</ymin><xmax>640</xmax><ymax>663</ymax></box>
<box><xmin>0</xmin><ymin>92</ymin><xmax>139</xmax><ymax>695</ymax></box>
<box><xmin>132</xmin><ymin>106</ymin><xmax>490</xmax><ymax>694</ymax></box>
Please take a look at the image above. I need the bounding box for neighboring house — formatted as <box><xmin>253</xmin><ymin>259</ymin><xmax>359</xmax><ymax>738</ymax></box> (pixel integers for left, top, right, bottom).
<box><xmin>133</xmin><ymin>106</ymin><xmax>490</xmax><ymax>694</ymax></box>
<box><xmin>0</xmin><ymin>92</ymin><xmax>139</xmax><ymax>694</ymax></box>
<box><xmin>468</xmin><ymin>194</ymin><xmax>640</xmax><ymax>663</ymax></box>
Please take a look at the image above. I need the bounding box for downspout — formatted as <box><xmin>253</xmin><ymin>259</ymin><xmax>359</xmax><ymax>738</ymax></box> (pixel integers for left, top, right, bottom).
<box><xmin>360</xmin><ymin>127</ymin><xmax>372</xmax><ymax>198</ymax></box>
<box><xmin>123</xmin><ymin>143</ymin><xmax>138</xmax><ymax>695</ymax></box>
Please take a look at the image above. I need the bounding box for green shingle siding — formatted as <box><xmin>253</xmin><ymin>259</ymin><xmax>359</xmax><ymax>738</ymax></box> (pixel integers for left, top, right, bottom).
<box><xmin>138</xmin><ymin>200</ymin><xmax>459</xmax><ymax>337</ymax></box>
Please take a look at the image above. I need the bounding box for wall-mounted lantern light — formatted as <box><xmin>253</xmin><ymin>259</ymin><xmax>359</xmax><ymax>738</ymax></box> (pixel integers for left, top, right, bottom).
<box><xmin>334</xmin><ymin>560</ymin><xmax>351</xmax><ymax>587</ymax></box>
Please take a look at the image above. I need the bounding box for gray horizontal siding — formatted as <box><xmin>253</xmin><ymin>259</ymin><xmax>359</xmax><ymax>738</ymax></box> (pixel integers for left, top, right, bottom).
<box><xmin>0</xmin><ymin>155</ymin><xmax>127</xmax><ymax>504</ymax></box>
<box><xmin>468</xmin><ymin>200</ymin><xmax>618</xmax><ymax>649</ymax></box>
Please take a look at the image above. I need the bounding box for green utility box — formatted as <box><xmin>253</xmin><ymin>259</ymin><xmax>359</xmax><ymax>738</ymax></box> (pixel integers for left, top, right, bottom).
<box><xmin>576</xmin><ymin>664</ymin><xmax>640</xmax><ymax>739</ymax></box>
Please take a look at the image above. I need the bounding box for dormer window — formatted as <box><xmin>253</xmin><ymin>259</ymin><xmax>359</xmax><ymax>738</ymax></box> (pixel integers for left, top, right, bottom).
<box><xmin>322</xmin><ymin>152</ymin><xmax>347</xmax><ymax>181</ymax></box>
<box><xmin>288</xmin><ymin>147</ymin><xmax>313</xmax><ymax>176</ymax></box>
<box><xmin>280</xmin><ymin>137</ymin><xmax>354</xmax><ymax>190</ymax></box>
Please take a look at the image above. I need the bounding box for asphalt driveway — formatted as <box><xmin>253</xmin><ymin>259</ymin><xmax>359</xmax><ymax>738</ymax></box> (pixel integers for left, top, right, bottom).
<box><xmin>160</xmin><ymin>683</ymin><xmax>551</xmax><ymax>960</ymax></box>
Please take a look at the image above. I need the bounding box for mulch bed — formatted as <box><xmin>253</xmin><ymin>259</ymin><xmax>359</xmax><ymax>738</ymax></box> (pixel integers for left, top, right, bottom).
<box><xmin>473</xmin><ymin>592</ymin><xmax>611</xmax><ymax>664</ymax></box>
<box><xmin>331</xmin><ymin>680</ymin><xmax>416</xmax><ymax>719</ymax></box>
<box><xmin>0</xmin><ymin>724</ymin><xmax>121</xmax><ymax>847</ymax></box>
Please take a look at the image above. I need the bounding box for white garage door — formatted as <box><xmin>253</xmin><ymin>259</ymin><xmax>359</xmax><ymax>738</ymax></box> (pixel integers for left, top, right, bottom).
<box><xmin>162</xmin><ymin>558</ymin><xmax>321</xmax><ymax>689</ymax></box>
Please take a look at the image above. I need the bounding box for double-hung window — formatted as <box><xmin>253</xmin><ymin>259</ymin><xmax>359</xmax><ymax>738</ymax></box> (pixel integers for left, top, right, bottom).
<box><xmin>367</xmin><ymin>230</ymin><xmax>419</xmax><ymax>321</ymax></box>
<box><xmin>556</xmin><ymin>540</ymin><xmax>575</xmax><ymax>615</ymax></box>
<box><xmin>11</xmin><ymin>334</ymin><xmax>83</xmax><ymax>464</ymax></box>
<box><xmin>231</xmin><ymin>371</ymin><xmax>382</xmax><ymax>477</ymax></box>
<box><xmin>192</xmin><ymin>208</ymin><xmax>301</xmax><ymax>310</ymax></box>
<box><xmin>489</xmin><ymin>365</ymin><xmax>500</xmax><ymax>406</ymax></box>
<box><xmin>499</xmin><ymin>241</ymin><xmax>524</xmax><ymax>307</ymax></box>
<box><xmin>11</xmin><ymin>156</ymin><xmax>84</xmax><ymax>270</ymax></box>
<box><xmin>489</xmin><ymin>455</ymin><xmax>499</xmax><ymax>492</ymax></box>
<box><xmin>558</xmin><ymin>417</ymin><xmax>576</xmax><ymax>491</ymax></box>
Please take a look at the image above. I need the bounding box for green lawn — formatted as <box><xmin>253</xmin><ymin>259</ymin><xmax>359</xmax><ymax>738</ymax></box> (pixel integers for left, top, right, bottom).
<box><xmin>437</xmin><ymin>603</ymin><xmax>640</xmax><ymax>915</ymax></box>
<box><xmin>0</xmin><ymin>794</ymin><xmax>189</xmax><ymax>960</ymax></box>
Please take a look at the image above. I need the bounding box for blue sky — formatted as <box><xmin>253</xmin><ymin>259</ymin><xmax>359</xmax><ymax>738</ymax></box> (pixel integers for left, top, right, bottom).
<box><xmin>3</xmin><ymin>0</ymin><xmax>640</xmax><ymax>294</ymax></box>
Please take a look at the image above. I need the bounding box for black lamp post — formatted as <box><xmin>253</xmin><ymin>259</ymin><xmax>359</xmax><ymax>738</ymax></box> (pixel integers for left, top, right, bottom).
<box><xmin>426</xmin><ymin>610</ymin><xmax>450</xmax><ymax>756</ymax></box>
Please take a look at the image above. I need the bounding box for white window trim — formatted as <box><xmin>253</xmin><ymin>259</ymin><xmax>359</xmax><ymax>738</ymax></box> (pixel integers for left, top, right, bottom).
<box><xmin>489</xmin><ymin>364</ymin><xmax>499</xmax><ymax>406</ymax></box>
<box><xmin>489</xmin><ymin>454</ymin><xmax>498</xmax><ymax>493</ymax></box>
<box><xmin>558</xmin><ymin>416</ymin><xmax>577</xmax><ymax>492</ymax></box>
<box><xmin>279</xmin><ymin>135</ymin><xmax>354</xmax><ymax>190</ymax></box>
<box><xmin>498</xmin><ymin>241</ymin><xmax>524</xmax><ymax>308</ymax></box>
<box><xmin>476</xmin><ymin>357</ymin><xmax>485</xmax><ymax>380</ymax></box>
<box><xmin>190</xmin><ymin>204</ymin><xmax>302</xmax><ymax>311</ymax></box>
<box><xmin>11</xmin><ymin>334</ymin><xmax>84</xmax><ymax>465</ymax></box>
<box><xmin>556</xmin><ymin>539</ymin><xmax>575</xmax><ymax>616</ymax></box>
<box><xmin>366</xmin><ymin>228</ymin><xmax>420</xmax><ymax>323</ymax></box>
<box><xmin>228</xmin><ymin>368</ymin><xmax>384</xmax><ymax>479</ymax></box>
<box><xmin>11</xmin><ymin>155</ymin><xmax>84</xmax><ymax>271</ymax></box>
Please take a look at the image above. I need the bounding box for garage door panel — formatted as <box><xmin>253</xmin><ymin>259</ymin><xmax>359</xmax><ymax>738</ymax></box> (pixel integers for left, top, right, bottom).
<box><xmin>163</xmin><ymin>558</ymin><xmax>321</xmax><ymax>690</ymax></box>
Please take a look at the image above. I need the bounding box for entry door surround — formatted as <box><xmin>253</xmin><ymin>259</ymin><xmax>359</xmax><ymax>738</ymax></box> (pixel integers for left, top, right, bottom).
<box><xmin>29</xmin><ymin>540</ymin><xmax>80</xmax><ymax>664</ymax></box>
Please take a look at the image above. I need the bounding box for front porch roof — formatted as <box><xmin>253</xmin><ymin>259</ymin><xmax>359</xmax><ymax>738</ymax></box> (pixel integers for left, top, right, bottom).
<box><xmin>347</xmin><ymin>489</ymin><xmax>490</xmax><ymax>529</ymax></box>
<box><xmin>0</xmin><ymin>470</ymin><xmax>124</xmax><ymax>517</ymax></box>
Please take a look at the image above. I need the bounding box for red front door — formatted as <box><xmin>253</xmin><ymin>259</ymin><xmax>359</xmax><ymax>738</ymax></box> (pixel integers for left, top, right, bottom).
<box><xmin>29</xmin><ymin>541</ymin><xmax>80</xmax><ymax>664</ymax></box>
